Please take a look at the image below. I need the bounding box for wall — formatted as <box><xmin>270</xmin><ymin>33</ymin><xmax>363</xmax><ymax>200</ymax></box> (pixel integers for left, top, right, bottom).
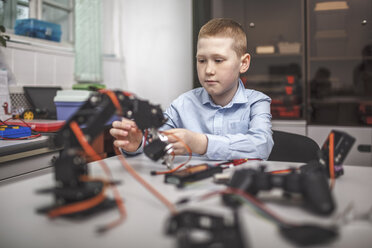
<box><xmin>0</xmin><ymin>0</ymin><xmax>193</xmax><ymax>110</ymax></box>
<box><xmin>108</xmin><ymin>0</ymin><xmax>193</xmax><ymax>109</ymax></box>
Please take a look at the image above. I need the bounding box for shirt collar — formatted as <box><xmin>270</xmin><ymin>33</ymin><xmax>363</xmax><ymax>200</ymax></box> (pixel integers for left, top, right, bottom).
<box><xmin>201</xmin><ymin>79</ymin><xmax>247</xmax><ymax>107</ymax></box>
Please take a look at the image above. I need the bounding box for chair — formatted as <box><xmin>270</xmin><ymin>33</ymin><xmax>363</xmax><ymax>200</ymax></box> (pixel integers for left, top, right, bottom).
<box><xmin>268</xmin><ymin>130</ymin><xmax>320</xmax><ymax>163</ymax></box>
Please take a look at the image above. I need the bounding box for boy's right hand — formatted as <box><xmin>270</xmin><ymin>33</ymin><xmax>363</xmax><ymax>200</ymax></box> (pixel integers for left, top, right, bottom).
<box><xmin>110</xmin><ymin>118</ymin><xmax>143</xmax><ymax>152</ymax></box>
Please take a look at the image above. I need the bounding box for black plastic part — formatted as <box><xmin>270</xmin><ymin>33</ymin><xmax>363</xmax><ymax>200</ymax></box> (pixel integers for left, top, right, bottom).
<box><xmin>228</xmin><ymin>167</ymin><xmax>335</xmax><ymax>215</ymax></box>
<box><xmin>165</xmin><ymin>209</ymin><xmax>246</xmax><ymax>248</ymax></box>
<box><xmin>164</xmin><ymin>164</ymin><xmax>223</xmax><ymax>188</ymax></box>
<box><xmin>299</xmin><ymin>160</ymin><xmax>326</xmax><ymax>174</ymax></box>
<box><xmin>319</xmin><ymin>130</ymin><xmax>355</xmax><ymax>178</ymax></box>
<box><xmin>222</xmin><ymin>193</ymin><xmax>242</xmax><ymax>208</ymax></box>
<box><xmin>228</xmin><ymin>168</ymin><xmax>258</xmax><ymax>194</ymax></box>
<box><xmin>301</xmin><ymin>170</ymin><xmax>335</xmax><ymax>215</ymax></box>
<box><xmin>280</xmin><ymin>224</ymin><xmax>338</xmax><ymax>246</ymax></box>
<box><xmin>144</xmin><ymin>139</ymin><xmax>168</xmax><ymax>161</ymax></box>
<box><xmin>131</xmin><ymin>99</ymin><xmax>165</xmax><ymax>130</ymax></box>
<box><xmin>36</xmin><ymin>180</ymin><xmax>119</xmax><ymax>219</ymax></box>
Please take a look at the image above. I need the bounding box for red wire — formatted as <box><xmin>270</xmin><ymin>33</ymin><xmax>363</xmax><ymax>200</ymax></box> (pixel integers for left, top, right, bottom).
<box><xmin>186</xmin><ymin>187</ymin><xmax>292</xmax><ymax>226</ymax></box>
<box><xmin>226</xmin><ymin>187</ymin><xmax>293</xmax><ymax>226</ymax></box>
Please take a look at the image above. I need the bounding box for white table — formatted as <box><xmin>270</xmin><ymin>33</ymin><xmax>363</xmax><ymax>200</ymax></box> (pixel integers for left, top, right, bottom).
<box><xmin>0</xmin><ymin>154</ymin><xmax>371</xmax><ymax>248</ymax></box>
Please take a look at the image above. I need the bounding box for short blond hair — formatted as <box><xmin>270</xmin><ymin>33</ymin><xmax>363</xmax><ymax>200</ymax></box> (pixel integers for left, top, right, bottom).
<box><xmin>198</xmin><ymin>18</ymin><xmax>247</xmax><ymax>57</ymax></box>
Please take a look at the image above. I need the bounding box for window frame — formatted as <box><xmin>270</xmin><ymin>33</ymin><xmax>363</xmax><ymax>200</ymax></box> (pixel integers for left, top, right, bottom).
<box><xmin>29</xmin><ymin>0</ymin><xmax>74</xmax><ymax>44</ymax></box>
<box><xmin>1</xmin><ymin>0</ymin><xmax>74</xmax><ymax>48</ymax></box>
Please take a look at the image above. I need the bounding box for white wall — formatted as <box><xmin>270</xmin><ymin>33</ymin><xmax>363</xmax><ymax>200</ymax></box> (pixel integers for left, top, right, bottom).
<box><xmin>105</xmin><ymin>0</ymin><xmax>193</xmax><ymax>109</ymax></box>
<box><xmin>1</xmin><ymin>42</ymin><xmax>75</xmax><ymax>88</ymax></box>
<box><xmin>1</xmin><ymin>0</ymin><xmax>193</xmax><ymax>110</ymax></box>
<box><xmin>0</xmin><ymin>41</ymin><xmax>125</xmax><ymax>91</ymax></box>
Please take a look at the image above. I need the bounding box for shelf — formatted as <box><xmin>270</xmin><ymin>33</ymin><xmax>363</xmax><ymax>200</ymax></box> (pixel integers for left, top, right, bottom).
<box><xmin>311</xmin><ymin>96</ymin><xmax>372</xmax><ymax>104</ymax></box>
<box><xmin>309</xmin><ymin>56</ymin><xmax>372</xmax><ymax>62</ymax></box>
<box><xmin>252</xmin><ymin>53</ymin><xmax>302</xmax><ymax>58</ymax></box>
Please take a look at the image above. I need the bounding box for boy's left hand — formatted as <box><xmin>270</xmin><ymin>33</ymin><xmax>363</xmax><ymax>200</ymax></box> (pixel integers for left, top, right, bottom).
<box><xmin>163</xmin><ymin>128</ymin><xmax>207</xmax><ymax>156</ymax></box>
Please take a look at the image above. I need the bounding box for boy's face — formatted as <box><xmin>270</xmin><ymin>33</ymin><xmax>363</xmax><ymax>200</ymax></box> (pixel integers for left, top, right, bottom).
<box><xmin>196</xmin><ymin>37</ymin><xmax>250</xmax><ymax>106</ymax></box>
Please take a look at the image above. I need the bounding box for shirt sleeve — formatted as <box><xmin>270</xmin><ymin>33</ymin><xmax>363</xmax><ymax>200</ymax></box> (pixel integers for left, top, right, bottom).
<box><xmin>205</xmin><ymin>97</ymin><xmax>274</xmax><ymax>160</ymax></box>
<box><xmin>162</xmin><ymin>102</ymin><xmax>181</xmax><ymax>130</ymax></box>
<box><xmin>119</xmin><ymin>137</ymin><xmax>144</xmax><ymax>156</ymax></box>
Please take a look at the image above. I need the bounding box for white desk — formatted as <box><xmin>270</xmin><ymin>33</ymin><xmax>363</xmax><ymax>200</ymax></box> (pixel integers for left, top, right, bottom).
<box><xmin>0</xmin><ymin>154</ymin><xmax>372</xmax><ymax>248</ymax></box>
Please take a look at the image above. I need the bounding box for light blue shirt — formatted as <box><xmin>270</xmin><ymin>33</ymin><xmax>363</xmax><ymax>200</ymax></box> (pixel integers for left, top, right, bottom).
<box><xmin>162</xmin><ymin>80</ymin><xmax>273</xmax><ymax>160</ymax></box>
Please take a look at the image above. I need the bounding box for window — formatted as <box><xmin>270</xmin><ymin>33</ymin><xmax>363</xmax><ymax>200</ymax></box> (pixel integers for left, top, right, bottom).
<box><xmin>0</xmin><ymin>0</ymin><xmax>74</xmax><ymax>43</ymax></box>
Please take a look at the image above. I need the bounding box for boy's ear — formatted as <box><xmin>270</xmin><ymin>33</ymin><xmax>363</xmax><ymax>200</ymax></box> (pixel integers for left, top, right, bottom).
<box><xmin>240</xmin><ymin>53</ymin><xmax>250</xmax><ymax>73</ymax></box>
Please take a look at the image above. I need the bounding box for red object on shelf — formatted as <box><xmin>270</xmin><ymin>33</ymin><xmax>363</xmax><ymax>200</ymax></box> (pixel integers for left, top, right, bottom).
<box><xmin>366</xmin><ymin>117</ymin><xmax>372</xmax><ymax>124</ymax></box>
<box><xmin>285</xmin><ymin>86</ymin><xmax>293</xmax><ymax>95</ymax></box>
<box><xmin>286</xmin><ymin>75</ymin><xmax>295</xmax><ymax>84</ymax></box>
<box><xmin>271</xmin><ymin>105</ymin><xmax>301</xmax><ymax>118</ymax></box>
<box><xmin>358</xmin><ymin>102</ymin><xmax>372</xmax><ymax>125</ymax></box>
<box><xmin>5</xmin><ymin>120</ymin><xmax>65</xmax><ymax>132</ymax></box>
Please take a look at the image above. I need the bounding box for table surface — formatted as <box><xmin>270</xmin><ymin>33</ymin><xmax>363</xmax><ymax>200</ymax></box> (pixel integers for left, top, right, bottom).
<box><xmin>0</xmin><ymin>135</ymin><xmax>48</xmax><ymax>148</ymax></box>
<box><xmin>0</xmin><ymin>154</ymin><xmax>372</xmax><ymax>248</ymax></box>
<box><xmin>0</xmin><ymin>135</ymin><xmax>51</xmax><ymax>160</ymax></box>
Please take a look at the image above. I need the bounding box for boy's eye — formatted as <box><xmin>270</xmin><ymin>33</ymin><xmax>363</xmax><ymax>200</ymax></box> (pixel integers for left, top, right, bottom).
<box><xmin>197</xmin><ymin>59</ymin><xmax>206</xmax><ymax>63</ymax></box>
<box><xmin>215</xmin><ymin>59</ymin><xmax>224</xmax><ymax>63</ymax></box>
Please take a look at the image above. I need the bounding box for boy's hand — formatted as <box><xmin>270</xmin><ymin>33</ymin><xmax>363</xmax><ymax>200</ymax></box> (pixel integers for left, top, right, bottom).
<box><xmin>110</xmin><ymin>118</ymin><xmax>143</xmax><ymax>152</ymax></box>
<box><xmin>164</xmin><ymin>128</ymin><xmax>207</xmax><ymax>155</ymax></box>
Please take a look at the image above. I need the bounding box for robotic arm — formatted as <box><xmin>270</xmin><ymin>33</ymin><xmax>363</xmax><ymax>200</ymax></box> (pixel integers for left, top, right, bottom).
<box><xmin>38</xmin><ymin>90</ymin><xmax>173</xmax><ymax>217</ymax></box>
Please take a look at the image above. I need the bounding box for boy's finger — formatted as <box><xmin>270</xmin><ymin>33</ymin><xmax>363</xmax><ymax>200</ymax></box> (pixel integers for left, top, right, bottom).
<box><xmin>164</xmin><ymin>134</ymin><xmax>175</xmax><ymax>143</ymax></box>
<box><xmin>121</xmin><ymin>118</ymin><xmax>137</xmax><ymax>127</ymax></box>
<box><xmin>112</xmin><ymin>120</ymin><xmax>125</xmax><ymax>129</ymax></box>
<box><xmin>112</xmin><ymin>121</ymin><xmax>135</xmax><ymax>130</ymax></box>
<box><xmin>113</xmin><ymin>139</ymin><xmax>129</xmax><ymax>148</ymax></box>
<box><xmin>110</xmin><ymin>128</ymin><xmax>128</xmax><ymax>138</ymax></box>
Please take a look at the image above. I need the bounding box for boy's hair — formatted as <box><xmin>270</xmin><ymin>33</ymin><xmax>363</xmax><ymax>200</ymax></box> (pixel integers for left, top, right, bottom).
<box><xmin>198</xmin><ymin>18</ymin><xmax>247</xmax><ymax>57</ymax></box>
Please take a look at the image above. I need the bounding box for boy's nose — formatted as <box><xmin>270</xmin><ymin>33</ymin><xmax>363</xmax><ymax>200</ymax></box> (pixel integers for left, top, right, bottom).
<box><xmin>206</xmin><ymin>62</ymin><xmax>215</xmax><ymax>75</ymax></box>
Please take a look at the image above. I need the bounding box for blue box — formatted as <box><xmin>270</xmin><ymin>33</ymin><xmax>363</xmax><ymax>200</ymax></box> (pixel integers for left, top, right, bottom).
<box><xmin>0</xmin><ymin>125</ymin><xmax>32</xmax><ymax>139</ymax></box>
<box><xmin>14</xmin><ymin>18</ymin><xmax>62</xmax><ymax>42</ymax></box>
<box><xmin>55</xmin><ymin>101</ymin><xmax>120</xmax><ymax>125</ymax></box>
<box><xmin>55</xmin><ymin>101</ymin><xmax>84</xmax><ymax>121</ymax></box>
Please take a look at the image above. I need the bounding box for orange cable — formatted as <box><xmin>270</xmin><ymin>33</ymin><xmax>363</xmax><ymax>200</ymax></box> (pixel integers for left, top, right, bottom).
<box><xmin>98</xmin><ymin>90</ymin><xmax>177</xmax><ymax>214</ymax></box>
<box><xmin>329</xmin><ymin>132</ymin><xmax>335</xmax><ymax>190</ymax></box>
<box><xmin>115</xmin><ymin>149</ymin><xmax>178</xmax><ymax>215</ymax></box>
<box><xmin>122</xmin><ymin>91</ymin><xmax>133</xmax><ymax>97</ymax></box>
<box><xmin>270</xmin><ymin>169</ymin><xmax>292</xmax><ymax>175</ymax></box>
<box><xmin>69</xmin><ymin>121</ymin><xmax>127</xmax><ymax>231</ymax></box>
<box><xmin>151</xmin><ymin>131</ymin><xmax>192</xmax><ymax>175</ymax></box>
<box><xmin>99</xmin><ymin>89</ymin><xmax>123</xmax><ymax>116</ymax></box>
<box><xmin>48</xmin><ymin>179</ymin><xmax>107</xmax><ymax>218</ymax></box>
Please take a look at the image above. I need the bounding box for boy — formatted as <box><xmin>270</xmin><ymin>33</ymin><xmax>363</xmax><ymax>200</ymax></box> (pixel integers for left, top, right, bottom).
<box><xmin>110</xmin><ymin>18</ymin><xmax>273</xmax><ymax>160</ymax></box>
